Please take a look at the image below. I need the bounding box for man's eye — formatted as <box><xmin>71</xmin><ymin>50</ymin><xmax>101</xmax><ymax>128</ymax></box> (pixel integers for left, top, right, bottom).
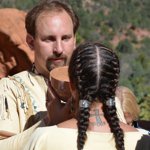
<box><xmin>44</xmin><ymin>37</ymin><xmax>56</xmax><ymax>42</ymax></box>
<box><xmin>62</xmin><ymin>36</ymin><xmax>71</xmax><ymax>41</ymax></box>
<box><xmin>49</xmin><ymin>37</ymin><xmax>56</xmax><ymax>41</ymax></box>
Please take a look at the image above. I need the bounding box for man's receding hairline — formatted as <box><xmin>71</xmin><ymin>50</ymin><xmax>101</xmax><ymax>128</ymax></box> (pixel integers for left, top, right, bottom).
<box><xmin>35</xmin><ymin>9</ymin><xmax>73</xmax><ymax>26</ymax></box>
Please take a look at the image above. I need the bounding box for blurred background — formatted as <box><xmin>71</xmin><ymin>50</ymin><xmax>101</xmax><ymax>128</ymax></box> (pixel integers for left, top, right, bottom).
<box><xmin>0</xmin><ymin>0</ymin><xmax>150</xmax><ymax>120</ymax></box>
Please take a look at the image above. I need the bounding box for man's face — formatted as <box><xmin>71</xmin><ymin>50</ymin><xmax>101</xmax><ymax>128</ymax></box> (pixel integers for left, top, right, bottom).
<box><xmin>29</xmin><ymin>10</ymin><xmax>76</xmax><ymax>78</ymax></box>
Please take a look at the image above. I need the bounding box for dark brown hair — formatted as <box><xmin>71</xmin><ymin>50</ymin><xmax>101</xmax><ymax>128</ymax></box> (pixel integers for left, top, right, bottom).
<box><xmin>25</xmin><ymin>0</ymin><xmax>79</xmax><ymax>37</ymax></box>
<box><xmin>69</xmin><ymin>42</ymin><xmax>124</xmax><ymax>150</ymax></box>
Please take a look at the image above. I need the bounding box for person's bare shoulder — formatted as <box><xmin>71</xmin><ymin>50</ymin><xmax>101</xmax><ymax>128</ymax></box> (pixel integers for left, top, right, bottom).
<box><xmin>120</xmin><ymin>122</ymin><xmax>138</xmax><ymax>132</ymax></box>
<box><xmin>57</xmin><ymin>118</ymin><xmax>77</xmax><ymax>129</ymax></box>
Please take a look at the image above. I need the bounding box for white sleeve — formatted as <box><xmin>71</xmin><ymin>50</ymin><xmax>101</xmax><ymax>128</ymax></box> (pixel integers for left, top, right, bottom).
<box><xmin>0</xmin><ymin>77</ymin><xmax>21</xmax><ymax>134</ymax></box>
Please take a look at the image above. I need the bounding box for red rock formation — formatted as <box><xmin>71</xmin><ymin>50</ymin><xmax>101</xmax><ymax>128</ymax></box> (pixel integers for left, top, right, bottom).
<box><xmin>0</xmin><ymin>8</ymin><xmax>34</xmax><ymax>78</ymax></box>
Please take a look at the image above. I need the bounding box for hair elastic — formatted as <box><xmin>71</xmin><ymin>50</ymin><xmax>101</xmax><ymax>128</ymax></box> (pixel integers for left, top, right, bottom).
<box><xmin>79</xmin><ymin>100</ymin><xmax>91</xmax><ymax>108</ymax></box>
<box><xmin>106</xmin><ymin>98</ymin><xmax>115</xmax><ymax>107</ymax></box>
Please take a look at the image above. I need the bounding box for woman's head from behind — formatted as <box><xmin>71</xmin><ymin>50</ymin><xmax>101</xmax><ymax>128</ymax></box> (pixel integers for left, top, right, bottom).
<box><xmin>116</xmin><ymin>86</ymin><xmax>140</xmax><ymax>125</ymax></box>
<box><xmin>69</xmin><ymin>42</ymin><xmax>124</xmax><ymax>150</ymax></box>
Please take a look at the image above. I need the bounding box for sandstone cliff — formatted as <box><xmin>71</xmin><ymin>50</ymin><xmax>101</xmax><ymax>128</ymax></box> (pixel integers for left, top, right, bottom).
<box><xmin>0</xmin><ymin>8</ymin><xmax>34</xmax><ymax>78</ymax></box>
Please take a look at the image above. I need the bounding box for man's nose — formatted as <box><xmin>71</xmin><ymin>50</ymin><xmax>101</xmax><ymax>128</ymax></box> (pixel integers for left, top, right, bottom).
<box><xmin>53</xmin><ymin>41</ymin><xmax>63</xmax><ymax>55</ymax></box>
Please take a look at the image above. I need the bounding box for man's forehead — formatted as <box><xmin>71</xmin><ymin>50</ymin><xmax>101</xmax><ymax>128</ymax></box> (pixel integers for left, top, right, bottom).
<box><xmin>37</xmin><ymin>9</ymin><xmax>70</xmax><ymax>21</ymax></box>
<box><xmin>35</xmin><ymin>11</ymin><xmax>74</xmax><ymax>36</ymax></box>
<box><xmin>36</xmin><ymin>10</ymin><xmax>73</xmax><ymax>27</ymax></box>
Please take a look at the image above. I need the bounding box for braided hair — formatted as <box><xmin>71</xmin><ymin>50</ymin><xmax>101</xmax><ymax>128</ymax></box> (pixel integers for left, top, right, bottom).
<box><xmin>68</xmin><ymin>42</ymin><xmax>124</xmax><ymax>150</ymax></box>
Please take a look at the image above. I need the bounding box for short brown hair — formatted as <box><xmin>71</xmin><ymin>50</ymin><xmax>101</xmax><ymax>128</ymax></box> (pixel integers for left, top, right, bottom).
<box><xmin>25</xmin><ymin>0</ymin><xmax>79</xmax><ymax>37</ymax></box>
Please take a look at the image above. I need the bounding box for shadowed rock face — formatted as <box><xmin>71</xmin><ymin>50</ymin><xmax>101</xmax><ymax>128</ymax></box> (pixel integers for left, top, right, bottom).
<box><xmin>0</xmin><ymin>8</ymin><xmax>34</xmax><ymax>78</ymax></box>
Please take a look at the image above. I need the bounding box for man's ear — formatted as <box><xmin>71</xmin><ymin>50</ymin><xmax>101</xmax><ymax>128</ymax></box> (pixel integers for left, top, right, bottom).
<box><xmin>26</xmin><ymin>34</ymin><xmax>34</xmax><ymax>50</ymax></box>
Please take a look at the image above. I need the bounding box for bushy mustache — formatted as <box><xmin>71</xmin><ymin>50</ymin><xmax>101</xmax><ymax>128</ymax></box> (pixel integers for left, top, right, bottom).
<box><xmin>46</xmin><ymin>54</ymin><xmax>67</xmax><ymax>71</ymax></box>
<box><xmin>47</xmin><ymin>54</ymin><xmax>66</xmax><ymax>59</ymax></box>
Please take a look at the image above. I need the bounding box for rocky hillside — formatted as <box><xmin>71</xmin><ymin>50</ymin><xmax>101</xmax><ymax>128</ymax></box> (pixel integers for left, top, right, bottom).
<box><xmin>0</xmin><ymin>8</ymin><xmax>34</xmax><ymax>78</ymax></box>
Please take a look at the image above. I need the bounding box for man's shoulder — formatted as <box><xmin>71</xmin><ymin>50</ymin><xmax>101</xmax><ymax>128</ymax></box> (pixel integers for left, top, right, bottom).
<box><xmin>0</xmin><ymin>71</ymin><xmax>29</xmax><ymax>84</ymax></box>
<box><xmin>13</xmin><ymin>70</ymin><xmax>30</xmax><ymax>78</ymax></box>
<box><xmin>0</xmin><ymin>70</ymin><xmax>34</xmax><ymax>87</ymax></box>
<box><xmin>0</xmin><ymin>70</ymin><xmax>46</xmax><ymax>94</ymax></box>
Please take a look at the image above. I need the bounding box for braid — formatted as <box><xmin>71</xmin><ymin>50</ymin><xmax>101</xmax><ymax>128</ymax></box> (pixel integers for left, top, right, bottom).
<box><xmin>98</xmin><ymin>46</ymin><xmax>125</xmax><ymax>150</ymax></box>
<box><xmin>77</xmin><ymin>107</ymin><xmax>90</xmax><ymax>150</ymax></box>
<box><xmin>103</xmin><ymin>101</ymin><xmax>124</xmax><ymax>150</ymax></box>
<box><xmin>69</xmin><ymin>42</ymin><xmax>124</xmax><ymax>150</ymax></box>
<box><xmin>76</xmin><ymin>53</ymin><xmax>91</xmax><ymax>150</ymax></box>
<box><xmin>75</xmin><ymin>45</ymin><xmax>96</xmax><ymax>150</ymax></box>
<box><xmin>70</xmin><ymin>44</ymin><xmax>99</xmax><ymax>150</ymax></box>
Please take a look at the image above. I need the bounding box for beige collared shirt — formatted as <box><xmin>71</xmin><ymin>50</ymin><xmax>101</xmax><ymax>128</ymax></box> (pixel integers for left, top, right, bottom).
<box><xmin>0</xmin><ymin>71</ymin><xmax>47</xmax><ymax>135</ymax></box>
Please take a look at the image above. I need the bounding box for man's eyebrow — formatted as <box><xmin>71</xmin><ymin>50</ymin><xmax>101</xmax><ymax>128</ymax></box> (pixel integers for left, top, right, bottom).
<box><xmin>62</xmin><ymin>34</ymin><xmax>72</xmax><ymax>37</ymax></box>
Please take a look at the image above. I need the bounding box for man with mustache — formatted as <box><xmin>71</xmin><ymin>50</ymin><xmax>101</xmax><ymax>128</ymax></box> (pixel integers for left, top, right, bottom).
<box><xmin>0</xmin><ymin>0</ymin><xmax>79</xmax><ymax>148</ymax></box>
